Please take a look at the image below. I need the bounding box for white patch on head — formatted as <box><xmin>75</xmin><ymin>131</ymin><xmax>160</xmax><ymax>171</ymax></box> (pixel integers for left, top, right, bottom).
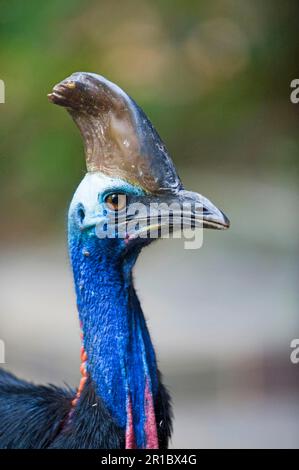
<box><xmin>69</xmin><ymin>172</ymin><xmax>143</xmax><ymax>226</ymax></box>
<box><xmin>70</xmin><ymin>173</ymin><xmax>117</xmax><ymax>220</ymax></box>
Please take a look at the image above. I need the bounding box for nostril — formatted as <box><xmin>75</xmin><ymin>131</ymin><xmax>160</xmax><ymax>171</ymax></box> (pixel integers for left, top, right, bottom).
<box><xmin>77</xmin><ymin>205</ymin><xmax>85</xmax><ymax>225</ymax></box>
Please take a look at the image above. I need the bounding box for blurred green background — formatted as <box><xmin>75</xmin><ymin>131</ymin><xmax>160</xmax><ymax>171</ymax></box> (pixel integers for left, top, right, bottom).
<box><xmin>0</xmin><ymin>0</ymin><xmax>298</xmax><ymax>448</ymax></box>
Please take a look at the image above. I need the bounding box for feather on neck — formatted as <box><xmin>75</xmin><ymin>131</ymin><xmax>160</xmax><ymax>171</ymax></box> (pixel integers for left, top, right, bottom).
<box><xmin>68</xmin><ymin>229</ymin><xmax>159</xmax><ymax>449</ymax></box>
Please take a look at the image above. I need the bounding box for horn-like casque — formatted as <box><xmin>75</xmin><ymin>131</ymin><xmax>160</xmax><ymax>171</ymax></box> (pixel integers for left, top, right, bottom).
<box><xmin>48</xmin><ymin>72</ymin><xmax>182</xmax><ymax>194</ymax></box>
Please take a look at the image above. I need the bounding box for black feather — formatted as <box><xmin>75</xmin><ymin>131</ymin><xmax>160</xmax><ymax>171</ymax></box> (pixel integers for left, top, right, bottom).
<box><xmin>0</xmin><ymin>368</ymin><xmax>172</xmax><ymax>449</ymax></box>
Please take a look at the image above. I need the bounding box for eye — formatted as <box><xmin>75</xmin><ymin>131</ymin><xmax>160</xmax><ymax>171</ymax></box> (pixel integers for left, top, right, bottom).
<box><xmin>104</xmin><ymin>193</ymin><xmax>126</xmax><ymax>212</ymax></box>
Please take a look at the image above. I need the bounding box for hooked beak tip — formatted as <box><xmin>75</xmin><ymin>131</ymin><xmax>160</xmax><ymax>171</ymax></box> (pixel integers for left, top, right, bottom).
<box><xmin>202</xmin><ymin>208</ymin><xmax>230</xmax><ymax>230</ymax></box>
<box><xmin>181</xmin><ymin>190</ymin><xmax>230</xmax><ymax>230</ymax></box>
<box><xmin>219</xmin><ymin>211</ymin><xmax>230</xmax><ymax>229</ymax></box>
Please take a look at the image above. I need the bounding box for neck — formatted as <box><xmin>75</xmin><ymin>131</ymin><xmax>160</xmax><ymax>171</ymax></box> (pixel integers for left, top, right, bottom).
<box><xmin>68</xmin><ymin>233</ymin><xmax>159</xmax><ymax>449</ymax></box>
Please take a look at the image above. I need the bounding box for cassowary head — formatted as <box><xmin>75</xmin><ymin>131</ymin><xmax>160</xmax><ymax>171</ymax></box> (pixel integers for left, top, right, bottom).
<box><xmin>48</xmin><ymin>72</ymin><xmax>229</xmax><ymax>258</ymax></box>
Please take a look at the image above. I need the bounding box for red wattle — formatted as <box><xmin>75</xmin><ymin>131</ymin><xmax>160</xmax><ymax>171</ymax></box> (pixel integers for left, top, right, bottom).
<box><xmin>125</xmin><ymin>395</ymin><xmax>136</xmax><ymax>449</ymax></box>
<box><xmin>144</xmin><ymin>379</ymin><xmax>159</xmax><ymax>449</ymax></box>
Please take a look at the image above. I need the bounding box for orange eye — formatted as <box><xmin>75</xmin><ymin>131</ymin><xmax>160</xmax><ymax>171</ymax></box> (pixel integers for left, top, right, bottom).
<box><xmin>104</xmin><ymin>193</ymin><xmax>126</xmax><ymax>211</ymax></box>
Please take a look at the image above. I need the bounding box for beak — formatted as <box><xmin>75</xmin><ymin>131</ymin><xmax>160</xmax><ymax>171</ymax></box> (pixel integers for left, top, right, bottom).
<box><xmin>176</xmin><ymin>189</ymin><xmax>230</xmax><ymax>230</ymax></box>
<box><xmin>122</xmin><ymin>188</ymin><xmax>229</xmax><ymax>241</ymax></box>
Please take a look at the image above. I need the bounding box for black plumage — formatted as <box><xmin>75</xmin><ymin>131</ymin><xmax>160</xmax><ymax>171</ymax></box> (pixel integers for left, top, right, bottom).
<box><xmin>0</xmin><ymin>369</ymin><xmax>172</xmax><ymax>449</ymax></box>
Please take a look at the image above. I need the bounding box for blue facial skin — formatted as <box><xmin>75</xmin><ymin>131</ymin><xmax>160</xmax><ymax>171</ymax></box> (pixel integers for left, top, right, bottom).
<box><xmin>68</xmin><ymin>173</ymin><xmax>159</xmax><ymax>448</ymax></box>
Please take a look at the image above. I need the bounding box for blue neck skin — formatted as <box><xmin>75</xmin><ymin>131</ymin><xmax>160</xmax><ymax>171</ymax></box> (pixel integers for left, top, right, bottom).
<box><xmin>68</xmin><ymin>227</ymin><xmax>159</xmax><ymax>448</ymax></box>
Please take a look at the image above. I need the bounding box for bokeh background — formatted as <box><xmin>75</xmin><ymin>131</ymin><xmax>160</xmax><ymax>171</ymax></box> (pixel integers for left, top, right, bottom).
<box><xmin>0</xmin><ymin>0</ymin><xmax>298</xmax><ymax>448</ymax></box>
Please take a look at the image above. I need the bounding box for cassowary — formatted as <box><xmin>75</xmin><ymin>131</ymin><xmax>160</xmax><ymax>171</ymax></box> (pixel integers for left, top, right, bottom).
<box><xmin>0</xmin><ymin>73</ymin><xmax>229</xmax><ymax>449</ymax></box>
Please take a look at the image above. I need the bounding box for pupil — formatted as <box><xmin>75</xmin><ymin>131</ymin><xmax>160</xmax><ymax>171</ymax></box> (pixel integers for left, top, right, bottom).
<box><xmin>111</xmin><ymin>194</ymin><xmax>118</xmax><ymax>205</ymax></box>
